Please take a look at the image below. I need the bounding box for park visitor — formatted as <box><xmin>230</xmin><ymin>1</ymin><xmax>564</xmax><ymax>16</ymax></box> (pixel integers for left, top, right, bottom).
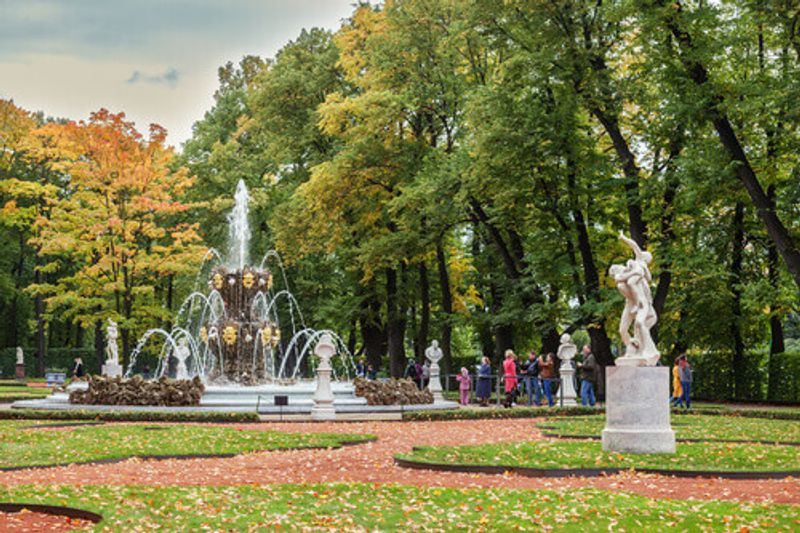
<box><xmin>671</xmin><ymin>357</ymin><xmax>684</xmax><ymax>407</ymax></box>
<box><xmin>71</xmin><ymin>357</ymin><xmax>84</xmax><ymax>379</ymax></box>
<box><xmin>421</xmin><ymin>361</ymin><xmax>430</xmax><ymax>389</ymax></box>
<box><xmin>404</xmin><ymin>358</ymin><xmax>418</xmax><ymax>384</ymax></box>
<box><xmin>502</xmin><ymin>350</ymin><xmax>518</xmax><ymax>408</ymax></box>
<box><xmin>355</xmin><ymin>359</ymin><xmax>366</xmax><ymax>378</ymax></box>
<box><xmin>456</xmin><ymin>367</ymin><xmax>471</xmax><ymax>406</ymax></box>
<box><xmin>577</xmin><ymin>345</ymin><xmax>597</xmax><ymax>406</ymax></box>
<box><xmin>538</xmin><ymin>352</ymin><xmax>555</xmax><ymax>406</ymax></box>
<box><xmin>679</xmin><ymin>355</ymin><xmax>693</xmax><ymax>409</ymax></box>
<box><xmin>523</xmin><ymin>351</ymin><xmax>541</xmax><ymax>406</ymax></box>
<box><xmin>415</xmin><ymin>360</ymin><xmax>424</xmax><ymax>389</ymax></box>
<box><xmin>476</xmin><ymin>356</ymin><xmax>492</xmax><ymax>406</ymax></box>
<box><xmin>366</xmin><ymin>364</ymin><xmax>377</xmax><ymax>380</ymax></box>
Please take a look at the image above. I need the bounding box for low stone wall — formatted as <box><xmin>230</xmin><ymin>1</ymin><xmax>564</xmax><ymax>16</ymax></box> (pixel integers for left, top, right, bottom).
<box><xmin>69</xmin><ymin>375</ymin><xmax>204</xmax><ymax>406</ymax></box>
<box><xmin>354</xmin><ymin>378</ymin><xmax>433</xmax><ymax>405</ymax></box>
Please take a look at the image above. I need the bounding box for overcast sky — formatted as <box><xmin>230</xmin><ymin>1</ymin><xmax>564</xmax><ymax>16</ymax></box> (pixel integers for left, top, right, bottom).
<box><xmin>0</xmin><ymin>0</ymin><xmax>355</xmax><ymax>147</ymax></box>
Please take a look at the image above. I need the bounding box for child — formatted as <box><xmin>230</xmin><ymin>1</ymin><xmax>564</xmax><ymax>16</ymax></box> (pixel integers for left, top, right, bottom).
<box><xmin>456</xmin><ymin>367</ymin><xmax>471</xmax><ymax>406</ymax></box>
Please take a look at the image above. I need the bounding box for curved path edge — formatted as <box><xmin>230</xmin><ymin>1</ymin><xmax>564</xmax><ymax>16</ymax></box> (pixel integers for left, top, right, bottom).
<box><xmin>538</xmin><ymin>431</ymin><xmax>800</xmax><ymax>447</ymax></box>
<box><xmin>0</xmin><ymin>437</ymin><xmax>377</xmax><ymax>472</ymax></box>
<box><xmin>0</xmin><ymin>503</ymin><xmax>103</xmax><ymax>523</ymax></box>
<box><xmin>394</xmin><ymin>456</ymin><xmax>800</xmax><ymax>480</ymax></box>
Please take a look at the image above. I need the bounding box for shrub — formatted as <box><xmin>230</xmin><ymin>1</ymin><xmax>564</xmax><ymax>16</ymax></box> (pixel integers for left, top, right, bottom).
<box><xmin>0</xmin><ymin>409</ymin><xmax>259</xmax><ymax>423</ymax></box>
<box><xmin>403</xmin><ymin>405</ymin><xmax>599</xmax><ymax>421</ymax></box>
<box><xmin>690</xmin><ymin>351</ymin><xmax>800</xmax><ymax>403</ymax></box>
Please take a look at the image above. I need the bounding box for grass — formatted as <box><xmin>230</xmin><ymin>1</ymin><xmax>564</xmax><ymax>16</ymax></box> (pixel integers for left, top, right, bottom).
<box><xmin>0</xmin><ymin>386</ymin><xmax>51</xmax><ymax>402</ymax></box>
<box><xmin>398</xmin><ymin>439</ymin><xmax>800</xmax><ymax>473</ymax></box>
<box><xmin>0</xmin><ymin>420</ymin><xmax>372</xmax><ymax>468</ymax></box>
<box><xmin>0</xmin><ymin>484</ymin><xmax>797</xmax><ymax>531</ymax></box>
<box><xmin>0</xmin><ymin>408</ymin><xmax>260</xmax><ymax>423</ymax></box>
<box><xmin>539</xmin><ymin>414</ymin><xmax>800</xmax><ymax>443</ymax></box>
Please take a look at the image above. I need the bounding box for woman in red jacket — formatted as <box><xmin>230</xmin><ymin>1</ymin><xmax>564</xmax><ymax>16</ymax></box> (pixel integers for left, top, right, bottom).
<box><xmin>502</xmin><ymin>350</ymin><xmax>518</xmax><ymax>408</ymax></box>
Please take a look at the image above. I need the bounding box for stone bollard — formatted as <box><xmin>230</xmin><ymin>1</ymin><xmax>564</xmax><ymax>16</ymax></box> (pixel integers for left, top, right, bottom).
<box><xmin>311</xmin><ymin>333</ymin><xmax>337</xmax><ymax>421</ymax></box>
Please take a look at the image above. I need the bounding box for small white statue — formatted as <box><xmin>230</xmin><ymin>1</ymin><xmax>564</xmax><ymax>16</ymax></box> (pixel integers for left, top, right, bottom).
<box><xmin>106</xmin><ymin>319</ymin><xmax>120</xmax><ymax>365</ymax></box>
<box><xmin>15</xmin><ymin>346</ymin><xmax>23</xmax><ymax>366</ymax></box>
<box><xmin>174</xmin><ymin>337</ymin><xmax>191</xmax><ymax>380</ymax></box>
<box><xmin>557</xmin><ymin>333</ymin><xmax>576</xmax><ymax>363</ymax></box>
<box><xmin>609</xmin><ymin>232</ymin><xmax>659</xmax><ymax>366</ymax></box>
<box><xmin>424</xmin><ymin>340</ymin><xmax>443</xmax><ymax>364</ymax></box>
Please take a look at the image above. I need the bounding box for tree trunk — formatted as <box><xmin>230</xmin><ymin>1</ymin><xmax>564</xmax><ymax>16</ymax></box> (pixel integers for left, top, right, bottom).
<box><xmin>416</xmin><ymin>262</ymin><xmax>430</xmax><ymax>361</ymax></box>
<box><xmin>94</xmin><ymin>320</ymin><xmax>105</xmax><ymax>372</ymax></box>
<box><xmin>766</xmin><ymin>186</ymin><xmax>785</xmax><ymax>400</ymax></box>
<box><xmin>436</xmin><ymin>242</ymin><xmax>454</xmax><ymax>375</ymax></box>
<box><xmin>359</xmin><ymin>285</ymin><xmax>385</xmax><ymax>372</ymax></box>
<box><xmin>730</xmin><ymin>202</ymin><xmax>746</xmax><ymax>399</ymax></box>
<box><xmin>34</xmin><ymin>267</ymin><xmax>45</xmax><ymax>376</ymax></box>
<box><xmin>386</xmin><ymin>268</ymin><xmax>406</xmax><ymax>378</ymax></box>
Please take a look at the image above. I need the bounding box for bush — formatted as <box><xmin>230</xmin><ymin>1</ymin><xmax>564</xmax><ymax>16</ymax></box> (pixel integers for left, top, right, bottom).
<box><xmin>0</xmin><ymin>347</ymin><xmax>97</xmax><ymax>378</ymax></box>
<box><xmin>0</xmin><ymin>409</ymin><xmax>259</xmax><ymax>423</ymax></box>
<box><xmin>690</xmin><ymin>351</ymin><xmax>800</xmax><ymax>403</ymax></box>
<box><xmin>70</xmin><ymin>375</ymin><xmax>204</xmax><ymax>406</ymax></box>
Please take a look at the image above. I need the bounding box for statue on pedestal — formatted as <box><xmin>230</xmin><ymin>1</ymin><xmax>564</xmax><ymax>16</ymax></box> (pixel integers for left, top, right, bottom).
<box><xmin>15</xmin><ymin>346</ymin><xmax>25</xmax><ymax>380</ymax></box>
<box><xmin>311</xmin><ymin>333</ymin><xmax>336</xmax><ymax>420</ymax></box>
<box><xmin>174</xmin><ymin>338</ymin><xmax>191</xmax><ymax>380</ymax></box>
<box><xmin>609</xmin><ymin>232</ymin><xmax>659</xmax><ymax>366</ymax></box>
<box><xmin>425</xmin><ymin>340</ymin><xmax>444</xmax><ymax>403</ymax></box>
<box><xmin>15</xmin><ymin>346</ymin><xmax>23</xmax><ymax>366</ymax></box>
<box><xmin>106</xmin><ymin>319</ymin><xmax>120</xmax><ymax>365</ymax></box>
<box><xmin>556</xmin><ymin>333</ymin><xmax>578</xmax><ymax>406</ymax></box>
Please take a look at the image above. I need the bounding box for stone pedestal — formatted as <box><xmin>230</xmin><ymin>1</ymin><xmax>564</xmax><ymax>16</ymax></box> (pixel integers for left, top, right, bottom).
<box><xmin>558</xmin><ymin>362</ymin><xmax>577</xmax><ymax>406</ymax></box>
<box><xmin>102</xmin><ymin>362</ymin><xmax>123</xmax><ymax>378</ymax></box>
<box><xmin>15</xmin><ymin>363</ymin><xmax>25</xmax><ymax>381</ymax></box>
<box><xmin>310</xmin><ymin>334</ymin><xmax>336</xmax><ymax>421</ymax></box>
<box><xmin>602</xmin><ymin>366</ymin><xmax>675</xmax><ymax>454</ymax></box>
<box><xmin>427</xmin><ymin>361</ymin><xmax>445</xmax><ymax>403</ymax></box>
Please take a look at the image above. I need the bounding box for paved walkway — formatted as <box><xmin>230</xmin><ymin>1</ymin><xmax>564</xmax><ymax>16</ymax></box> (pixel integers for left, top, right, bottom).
<box><xmin>1</xmin><ymin>419</ymin><xmax>798</xmax><ymax>505</ymax></box>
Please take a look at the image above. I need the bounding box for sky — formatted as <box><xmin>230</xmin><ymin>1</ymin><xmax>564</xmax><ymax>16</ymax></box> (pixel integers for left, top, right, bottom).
<box><xmin>0</xmin><ymin>0</ymin><xmax>355</xmax><ymax>148</ymax></box>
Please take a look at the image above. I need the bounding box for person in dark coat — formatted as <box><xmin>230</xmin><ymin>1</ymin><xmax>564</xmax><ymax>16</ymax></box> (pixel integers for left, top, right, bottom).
<box><xmin>475</xmin><ymin>356</ymin><xmax>492</xmax><ymax>406</ymax></box>
<box><xmin>71</xmin><ymin>357</ymin><xmax>84</xmax><ymax>379</ymax></box>
<box><xmin>577</xmin><ymin>345</ymin><xmax>597</xmax><ymax>406</ymax></box>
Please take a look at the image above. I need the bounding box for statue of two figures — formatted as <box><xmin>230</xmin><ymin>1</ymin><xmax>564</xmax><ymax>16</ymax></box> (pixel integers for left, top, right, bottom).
<box><xmin>609</xmin><ymin>232</ymin><xmax>659</xmax><ymax>367</ymax></box>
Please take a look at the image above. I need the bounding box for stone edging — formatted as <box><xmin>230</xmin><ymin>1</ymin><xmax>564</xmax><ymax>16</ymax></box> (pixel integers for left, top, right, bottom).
<box><xmin>537</xmin><ymin>430</ymin><xmax>800</xmax><ymax>447</ymax></box>
<box><xmin>0</xmin><ymin>503</ymin><xmax>103</xmax><ymax>523</ymax></box>
<box><xmin>0</xmin><ymin>437</ymin><xmax>376</xmax><ymax>472</ymax></box>
<box><xmin>393</xmin><ymin>455</ymin><xmax>800</xmax><ymax>480</ymax></box>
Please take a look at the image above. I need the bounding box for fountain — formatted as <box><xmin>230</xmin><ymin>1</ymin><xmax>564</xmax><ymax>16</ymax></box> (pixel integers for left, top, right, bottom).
<box><xmin>14</xmin><ymin>180</ymin><xmax>455</xmax><ymax>414</ymax></box>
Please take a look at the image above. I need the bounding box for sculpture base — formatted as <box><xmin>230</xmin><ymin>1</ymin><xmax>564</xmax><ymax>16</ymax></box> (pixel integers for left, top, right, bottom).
<box><xmin>559</xmin><ymin>365</ymin><xmax>578</xmax><ymax>406</ymax></box>
<box><xmin>601</xmin><ymin>366</ymin><xmax>675</xmax><ymax>454</ymax></box>
<box><xmin>15</xmin><ymin>364</ymin><xmax>25</xmax><ymax>381</ymax></box>
<box><xmin>310</xmin><ymin>402</ymin><xmax>336</xmax><ymax>421</ymax></box>
<box><xmin>101</xmin><ymin>362</ymin><xmax>123</xmax><ymax>378</ymax></box>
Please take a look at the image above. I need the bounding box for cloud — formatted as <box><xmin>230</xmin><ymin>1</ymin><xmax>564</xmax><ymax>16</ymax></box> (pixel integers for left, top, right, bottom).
<box><xmin>126</xmin><ymin>68</ymin><xmax>180</xmax><ymax>88</ymax></box>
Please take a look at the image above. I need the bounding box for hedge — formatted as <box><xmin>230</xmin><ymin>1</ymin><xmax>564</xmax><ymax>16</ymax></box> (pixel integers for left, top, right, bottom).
<box><xmin>0</xmin><ymin>409</ymin><xmax>260</xmax><ymax>423</ymax></box>
<box><xmin>689</xmin><ymin>351</ymin><xmax>800</xmax><ymax>403</ymax></box>
<box><xmin>0</xmin><ymin>347</ymin><xmax>97</xmax><ymax>379</ymax></box>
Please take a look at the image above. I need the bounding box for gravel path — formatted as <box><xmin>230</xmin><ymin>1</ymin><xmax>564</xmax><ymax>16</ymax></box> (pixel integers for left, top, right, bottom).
<box><xmin>1</xmin><ymin>419</ymin><xmax>797</xmax><ymax>505</ymax></box>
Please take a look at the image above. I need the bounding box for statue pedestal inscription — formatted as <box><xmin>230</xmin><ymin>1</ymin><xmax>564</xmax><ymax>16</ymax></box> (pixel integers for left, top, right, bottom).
<box><xmin>602</xmin><ymin>366</ymin><xmax>675</xmax><ymax>454</ymax></box>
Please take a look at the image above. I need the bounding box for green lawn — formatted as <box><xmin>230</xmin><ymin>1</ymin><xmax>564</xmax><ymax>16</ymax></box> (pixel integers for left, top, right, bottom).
<box><xmin>0</xmin><ymin>420</ymin><xmax>372</xmax><ymax>468</ymax></box>
<box><xmin>399</xmin><ymin>439</ymin><xmax>800</xmax><ymax>473</ymax></box>
<box><xmin>0</xmin><ymin>484</ymin><xmax>797</xmax><ymax>531</ymax></box>
<box><xmin>538</xmin><ymin>414</ymin><xmax>800</xmax><ymax>443</ymax></box>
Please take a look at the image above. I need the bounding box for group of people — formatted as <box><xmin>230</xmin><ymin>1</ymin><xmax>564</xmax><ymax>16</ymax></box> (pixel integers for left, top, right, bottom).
<box><xmin>456</xmin><ymin>346</ymin><xmax>599</xmax><ymax>408</ymax></box>
<box><xmin>354</xmin><ymin>360</ymin><xmax>378</xmax><ymax>381</ymax></box>
<box><xmin>670</xmin><ymin>355</ymin><xmax>693</xmax><ymax>408</ymax></box>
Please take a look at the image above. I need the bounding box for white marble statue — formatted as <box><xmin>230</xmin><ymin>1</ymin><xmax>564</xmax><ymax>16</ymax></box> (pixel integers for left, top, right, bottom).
<box><xmin>425</xmin><ymin>340</ymin><xmax>445</xmax><ymax>403</ymax></box>
<box><xmin>609</xmin><ymin>232</ymin><xmax>659</xmax><ymax>366</ymax></box>
<box><xmin>557</xmin><ymin>333</ymin><xmax>578</xmax><ymax>406</ymax></box>
<box><xmin>174</xmin><ymin>338</ymin><xmax>191</xmax><ymax>380</ymax></box>
<box><xmin>311</xmin><ymin>333</ymin><xmax>336</xmax><ymax>420</ymax></box>
<box><xmin>15</xmin><ymin>346</ymin><xmax>23</xmax><ymax>366</ymax></box>
<box><xmin>105</xmin><ymin>319</ymin><xmax>120</xmax><ymax>365</ymax></box>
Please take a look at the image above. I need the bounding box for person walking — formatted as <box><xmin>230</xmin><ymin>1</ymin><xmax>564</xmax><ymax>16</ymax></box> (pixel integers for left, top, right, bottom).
<box><xmin>577</xmin><ymin>345</ymin><xmax>597</xmax><ymax>407</ymax></box>
<box><xmin>538</xmin><ymin>352</ymin><xmax>555</xmax><ymax>407</ymax></box>
<box><xmin>421</xmin><ymin>361</ymin><xmax>431</xmax><ymax>389</ymax></box>
<box><xmin>678</xmin><ymin>355</ymin><xmax>692</xmax><ymax>409</ymax></box>
<box><xmin>355</xmin><ymin>359</ymin><xmax>366</xmax><ymax>379</ymax></box>
<box><xmin>475</xmin><ymin>357</ymin><xmax>492</xmax><ymax>406</ymax></box>
<box><xmin>502</xmin><ymin>350</ymin><xmax>518</xmax><ymax>408</ymax></box>
<box><xmin>404</xmin><ymin>359</ymin><xmax>418</xmax><ymax>384</ymax></box>
<box><xmin>523</xmin><ymin>351</ymin><xmax>542</xmax><ymax>406</ymax></box>
<box><xmin>671</xmin><ymin>357</ymin><xmax>684</xmax><ymax>407</ymax></box>
<box><xmin>456</xmin><ymin>367</ymin><xmax>472</xmax><ymax>406</ymax></box>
